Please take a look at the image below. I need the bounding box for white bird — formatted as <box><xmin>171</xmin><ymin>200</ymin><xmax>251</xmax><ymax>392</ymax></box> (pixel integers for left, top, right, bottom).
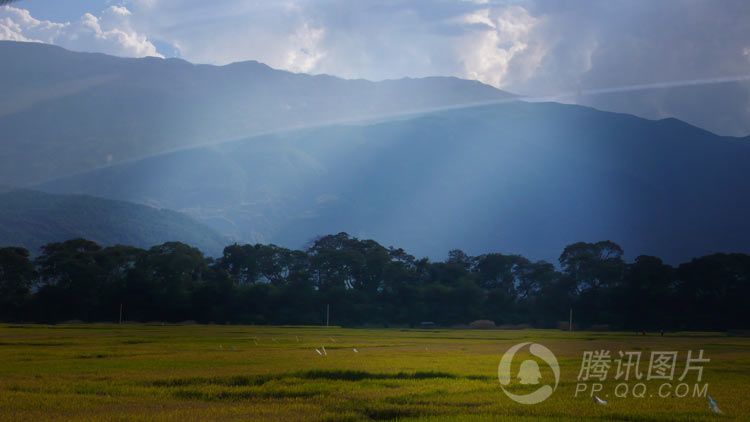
<box><xmin>330</xmin><ymin>337</ymin><xmax>337</xmax><ymax>343</ymax></box>
<box><xmin>593</xmin><ymin>396</ymin><xmax>608</xmax><ymax>405</ymax></box>
<box><xmin>352</xmin><ymin>348</ymin><xmax>359</xmax><ymax>353</ymax></box>
<box><xmin>707</xmin><ymin>395</ymin><xmax>723</xmax><ymax>414</ymax></box>
<box><xmin>315</xmin><ymin>348</ymin><xmax>322</xmax><ymax>356</ymax></box>
<box><xmin>322</xmin><ymin>346</ymin><xmax>328</xmax><ymax>356</ymax></box>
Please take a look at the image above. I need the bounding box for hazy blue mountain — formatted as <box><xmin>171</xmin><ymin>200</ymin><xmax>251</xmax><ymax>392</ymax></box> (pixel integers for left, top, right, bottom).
<box><xmin>39</xmin><ymin>102</ymin><xmax>750</xmax><ymax>263</ymax></box>
<box><xmin>0</xmin><ymin>190</ymin><xmax>227</xmax><ymax>256</ymax></box>
<box><xmin>575</xmin><ymin>80</ymin><xmax>750</xmax><ymax>137</ymax></box>
<box><xmin>0</xmin><ymin>41</ymin><xmax>513</xmax><ymax>186</ymax></box>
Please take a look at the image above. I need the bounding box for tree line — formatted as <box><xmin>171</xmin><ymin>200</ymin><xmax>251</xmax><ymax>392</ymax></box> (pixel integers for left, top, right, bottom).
<box><xmin>0</xmin><ymin>233</ymin><xmax>748</xmax><ymax>330</ymax></box>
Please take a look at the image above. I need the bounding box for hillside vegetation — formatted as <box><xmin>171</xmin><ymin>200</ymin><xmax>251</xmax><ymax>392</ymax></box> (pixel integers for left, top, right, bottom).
<box><xmin>0</xmin><ymin>190</ymin><xmax>227</xmax><ymax>255</ymax></box>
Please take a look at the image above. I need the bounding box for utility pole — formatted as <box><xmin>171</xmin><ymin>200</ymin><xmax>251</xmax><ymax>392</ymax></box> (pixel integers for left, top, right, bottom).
<box><xmin>569</xmin><ymin>307</ymin><xmax>573</xmax><ymax>332</ymax></box>
<box><xmin>326</xmin><ymin>304</ymin><xmax>330</xmax><ymax>327</ymax></box>
<box><xmin>119</xmin><ymin>303</ymin><xmax>123</xmax><ymax>325</ymax></box>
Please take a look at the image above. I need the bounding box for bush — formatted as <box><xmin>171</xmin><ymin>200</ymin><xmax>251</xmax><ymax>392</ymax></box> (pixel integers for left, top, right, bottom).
<box><xmin>469</xmin><ymin>320</ymin><xmax>496</xmax><ymax>329</ymax></box>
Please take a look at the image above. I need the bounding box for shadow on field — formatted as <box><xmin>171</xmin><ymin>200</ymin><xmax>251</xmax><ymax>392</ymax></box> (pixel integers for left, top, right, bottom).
<box><xmin>299</xmin><ymin>369</ymin><xmax>460</xmax><ymax>381</ymax></box>
<box><xmin>148</xmin><ymin>369</ymin><xmax>496</xmax><ymax>410</ymax></box>
<box><xmin>151</xmin><ymin>369</ymin><xmax>492</xmax><ymax>389</ymax></box>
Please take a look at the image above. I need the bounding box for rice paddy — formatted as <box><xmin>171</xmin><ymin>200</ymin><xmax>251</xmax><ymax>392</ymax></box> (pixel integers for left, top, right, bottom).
<box><xmin>0</xmin><ymin>324</ymin><xmax>747</xmax><ymax>421</ymax></box>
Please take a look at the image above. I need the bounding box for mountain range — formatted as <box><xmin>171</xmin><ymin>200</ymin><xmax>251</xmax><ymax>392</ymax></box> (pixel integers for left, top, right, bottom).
<box><xmin>38</xmin><ymin>101</ymin><xmax>750</xmax><ymax>263</ymax></box>
<box><xmin>2</xmin><ymin>41</ymin><xmax>749</xmax><ymax>263</ymax></box>
<box><xmin>0</xmin><ymin>41</ymin><xmax>513</xmax><ymax>186</ymax></box>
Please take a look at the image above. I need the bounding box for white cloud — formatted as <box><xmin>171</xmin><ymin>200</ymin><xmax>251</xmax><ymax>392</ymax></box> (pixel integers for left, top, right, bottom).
<box><xmin>456</xmin><ymin>6</ymin><xmax>543</xmax><ymax>88</ymax></box>
<box><xmin>119</xmin><ymin>0</ymin><xmax>327</xmax><ymax>74</ymax></box>
<box><xmin>108</xmin><ymin>6</ymin><xmax>133</xmax><ymax>17</ymax></box>
<box><xmin>0</xmin><ymin>5</ymin><xmax>161</xmax><ymax>58</ymax></box>
<box><xmin>284</xmin><ymin>22</ymin><xmax>326</xmax><ymax>73</ymax></box>
<box><xmin>0</xmin><ymin>7</ymin><xmax>65</xmax><ymax>42</ymax></box>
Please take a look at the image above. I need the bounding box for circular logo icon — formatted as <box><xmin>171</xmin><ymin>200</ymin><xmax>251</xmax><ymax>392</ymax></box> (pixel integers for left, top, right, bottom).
<box><xmin>498</xmin><ymin>342</ymin><xmax>560</xmax><ymax>405</ymax></box>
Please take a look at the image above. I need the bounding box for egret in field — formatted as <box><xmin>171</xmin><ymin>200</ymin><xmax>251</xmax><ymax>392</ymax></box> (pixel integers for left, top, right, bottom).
<box><xmin>707</xmin><ymin>395</ymin><xmax>723</xmax><ymax>414</ymax></box>
<box><xmin>593</xmin><ymin>396</ymin><xmax>608</xmax><ymax>405</ymax></box>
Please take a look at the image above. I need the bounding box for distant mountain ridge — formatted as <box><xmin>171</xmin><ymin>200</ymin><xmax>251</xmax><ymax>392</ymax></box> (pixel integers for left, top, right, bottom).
<box><xmin>574</xmin><ymin>79</ymin><xmax>750</xmax><ymax>137</ymax></box>
<box><xmin>0</xmin><ymin>189</ymin><xmax>228</xmax><ymax>256</ymax></box>
<box><xmin>0</xmin><ymin>41</ymin><xmax>514</xmax><ymax>186</ymax></box>
<box><xmin>39</xmin><ymin>101</ymin><xmax>750</xmax><ymax>263</ymax></box>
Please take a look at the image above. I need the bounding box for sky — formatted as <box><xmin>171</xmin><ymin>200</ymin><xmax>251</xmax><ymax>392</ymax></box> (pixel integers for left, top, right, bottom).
<box><xmin>1</xmin><ymin>0</ymin><xmax>749</xmax><ymax>97</ymax></box>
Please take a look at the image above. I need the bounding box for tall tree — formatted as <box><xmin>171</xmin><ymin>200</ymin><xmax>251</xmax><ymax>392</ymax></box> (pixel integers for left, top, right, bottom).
<box><xmin>0</xmin><ymin>247</ymin><xmax>35</xmax><ymax>320</ymax></box>
<box><xmin>34</xmin><ymin>239</ymin><xmax>103</xmax><ymax>321</ymax></box>
<box><xmin>677</xmin><ymin>253</ymin><xmax>750</xmax><ymax>329</ymax></box>
<box><xmin>559</xmin><ymin>241</ymin><xmax>626</xmax><ymax>325</ymax></box>
<box><xmin>127</xmin><ymin>242</ymin><xmax>209</xmax><ymax>321</ymax></box>
<box><xmin>618</xmin><ymin>255</ymin><xmax>675</xmax><ymax>330</ymax></box>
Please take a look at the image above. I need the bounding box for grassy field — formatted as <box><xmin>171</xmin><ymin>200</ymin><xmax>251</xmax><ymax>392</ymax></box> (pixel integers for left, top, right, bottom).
<box><xmin>0</xmin><ymin>324</ymin><xmax>747</xmax><ymax>421</ymax></box>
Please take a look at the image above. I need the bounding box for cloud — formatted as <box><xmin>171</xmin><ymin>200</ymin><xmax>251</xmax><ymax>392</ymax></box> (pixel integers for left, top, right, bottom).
<box><xmin>455</xmin><ymin>6</ymin><xmax>544</xmax><ymax>88</ymax></box>
<box><xmin>4</xmin><ymin>1</ymin><xmax>750</xmax><ymax>101</ymax></box>
<box><xmin>118</xmin><ymin>0</ymin><xmax>326</xmax><ymax>72</ymax></box>
<box><xmin>0</xmin><ymin>7</ymin><xmax>65</xmax><ymax>42</ymax></box>
<box><xmin>0</xmin><ymin>5</ymin><xmax>162</xmax><ymax>58</ymax></box>
<box><xmin>517</xmin><ymin>0</ymin><xmax>750</xmax><ymax>94</ymax></box>
<box><xmin>284</xmin><ymin>22</ymin><xmax>326</xmax><ymax>73</ymax></box>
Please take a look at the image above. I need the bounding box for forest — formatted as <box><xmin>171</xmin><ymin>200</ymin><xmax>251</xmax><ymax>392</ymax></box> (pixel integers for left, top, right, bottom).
<box><xmin>1</xmin><ymin>233</ymin><xmax>747</xmax><ymax>330</ymax></box>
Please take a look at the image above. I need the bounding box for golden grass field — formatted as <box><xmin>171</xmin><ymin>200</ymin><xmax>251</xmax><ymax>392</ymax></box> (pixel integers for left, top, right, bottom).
<box><xmin>0</xmin><ymin>324</ymin><xmax>747</xmax><ymax>421</ymax></box>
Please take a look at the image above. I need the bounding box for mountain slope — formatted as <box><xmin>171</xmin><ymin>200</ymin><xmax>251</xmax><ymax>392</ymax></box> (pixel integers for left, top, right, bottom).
<box><xmin>0</xmin><ymin>190</ymin><xmax>227</xmax><ymax>255</ymax></box>
<box><xmin>38</xmin><ymin>101</ymin><xmax>750</xmax><ymax>263</ymax></box>
<box><xmin>0</xmin><ymin>41</ymin><xmax>514</xmax><ymax>186</ymax></box>
<box><xmin>575</xmin><ymin>80</ymin><xmax>750</xmax><ymax>137</ymax></box>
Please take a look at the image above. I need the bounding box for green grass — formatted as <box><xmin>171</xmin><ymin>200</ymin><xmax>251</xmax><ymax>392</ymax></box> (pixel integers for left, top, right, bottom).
<box><xmin>0</xmin><ymin>324</ymin><xmax>747</xmax><ymax>421</ymax></box>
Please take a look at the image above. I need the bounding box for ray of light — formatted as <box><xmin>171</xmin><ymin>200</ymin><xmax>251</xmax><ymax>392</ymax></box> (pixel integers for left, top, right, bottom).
<box><xmin>522</xmin><ymin>74</ymin><xmax>750</xmax><ymax>102</ymax></box>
